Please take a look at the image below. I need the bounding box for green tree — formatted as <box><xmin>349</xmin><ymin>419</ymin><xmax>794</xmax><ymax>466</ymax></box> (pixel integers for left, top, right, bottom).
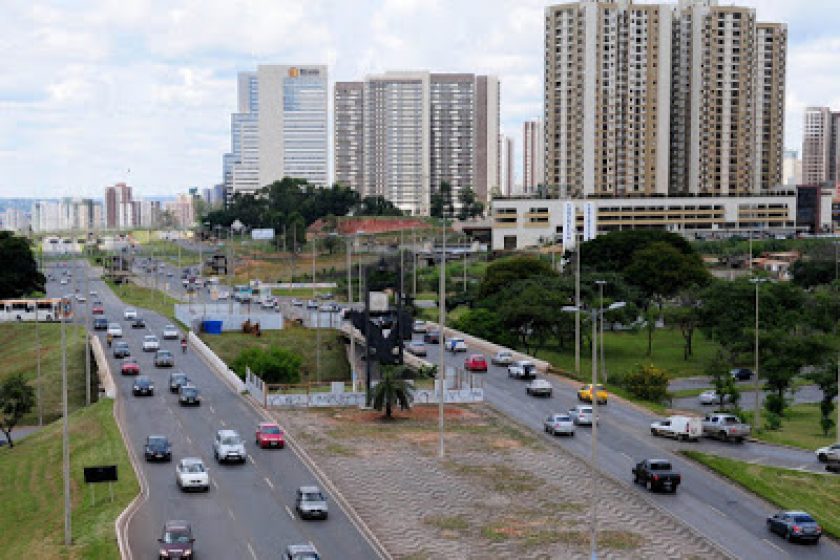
<box><xmin>706</xmin><ymin>350</ymin><xmax>740</xmax><ymax>409</ymax></box>
<box><xmin>355</xmin><ymin>196</ymin><xmax>404</xmax><ymax>216</ymax></box>
<box><xmin>478</xmin><ymin>255</ymin><xmax>557</xmax><ymax>299</ymax></box>
<box><xmin>452</xmin><ymin>308</ymin><xmax>514</xmax><ymax>348</ymax></box>
<box><xmin>760</xmin><ymin>331</ymin><xmax>832</xmax><ymax>415</ymax></box>
<box><xmin>808</xmin><ymin>360</ymin><xmax>838</xmax><ymax>436</ymax></box>
<box><xmin>791</xmin><ymin>259</ymin><xmax>836</xmax><ymax>289</ymax></box>
<box><xmin>430</xmin><ymin>181</ymin><xmax>455</xmax><ymax>219</ymax></box>
<box><xmin>372</xmin><ymin>367</ymin><xmax>415</xmax><ymax>418</ymax></box>
<box><xmin>457</xmin><ymin>186</ymin><xmax>484</xmax><ymax>220</ymax></box>
<box><xmin>0</xmin><ymin>232</ymin><xmax>45</xmax><ymax>298</ymax></box>
<box><xmin>623</xmin><ymin>242</ymin><xmax>710</xmax><ymax>306</ymax></box>
<box><xmin>0</xmin><ymin>374</ymin><xmax>36</xmax><ymax>447</ymax></box>
<box><xmin>621</xmin><ymin>363</ymin><xmax>670</xmax><ymax>404</ymax></box>
<box><xmin>662</xmin><ymin>291</ymin><xmax>702</xmax><ymax>360</ymax></box>
<box><xmin>581</xmin><ymin>230</ymin><xmax>697</xmax><ymax>275</ymax></box>
<box><xmin>231</xmin><ymin>347</ymin><xmax>302</xmax><ymax>384</ymax></box>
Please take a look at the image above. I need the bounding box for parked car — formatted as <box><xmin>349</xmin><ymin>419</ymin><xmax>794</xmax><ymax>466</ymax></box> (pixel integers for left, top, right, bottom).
<box><xmin>175</xmin><ymin>457</ymin><xmax>209</xmax><ymax>492</ymax></box>
<box><xmin>491</xmin><ymin>350</ymin><xmax>514</xmax><ymax>366</ymax></box>
<box><xmin>815</xmin><ymin>442</ymin><xmax>840</xmax><ymax>463</ymax></box>
<box><xmin>447</xmin><ymin>338</ymin><xmax>468</xmax><ymax>353</ymax></box>
<box><xmin>319</xmin><ymin>302</ymin><xmax>339</xmax><ymax>313</ymax></box>
<box><xmin>306</xmin><ymin>299</ymin><xmax>318</xmax><ymax>309</ymax></box>
<box><xmin>255</xmin><ymin>422</ymin><xmax>285</xmax><ymax>449</ymax></box>
<box><xmin>178</xmin><ymin>384</ymin><xmax>201</xmax><ymax>406</ymax></box>
<box><xmin>507</xmin><ymin>360</ymin><xmax>536</xmax><ymax>380</ymax></box>
<box><xmin>169</xmin><ymin>372</ymin><xmax>190</xmax><ymax>393</ymax></box>
<box><xmin>157</xmin><ymin>520</ymin><xmax>195</xmax><ymax>559</ymax></box>
<box><xmin>766</xmin><ymin>511</ymin><xmax>822</xmax><ymax>543</ymax></box>
<box><xmin>423</xmin><ymin>330</ymin><xmax>441</xmax><ymax>344</ymax></box>
<box><xmin>154</xmin><ymin>350</ymin><xmax>174</xmax><ymax>368</ymax></box>
<box><xmin>284</xmin><ymin>543</ymin><xmax>321</xmax><ymax>560</ymax></box>
<box><xmin>698</xmin><ymin>389</ymin><xmax>732</xmax><ymax>406</ymax></box>
<box><xmin>142</xmin><ymin>335</ymin><xmax>160</xmax><ymax>352</ymax></box>
<box><xmin>702</xmin><ymin>413</ymin><xmax>751</xmax><ymax>442</ymax></box>
<box><xmin>412</xmin><ymin>320</ymin><xmax>427</xmax><ymax>333</ymax></box>
<box><xmin>213</xmin><ymin>429</ymin><xmax>245</xmax><ymax>463</ymax></box>
<box><xmin>91</xmin><ymin>302</ymin><xmax>105</xmax><ymax>315</ymax></box>
<box><xmin>577</xmin><ymin>384</ymin><xmax>608</xmax><ymax>404</ymax></box>
<box><xmin>113</xmin><ymin>341</ymin><xmax>131</xmax><ymax>358</ymax></box>
<box><xmin>107</xmin><ymin>322</ymin><xmax>123</xmax><ymax>338</ymax></box>
<box><xmin>544</xmin><ymin>413</ymin><xmax>575</xmax><ymax>436</ymax></box>
<box><xmin>295</xmin><ymin>486</ymin><xmax>328</xmax><ymax>520</ymax></box>
<box><xmin>568</xmin><ymin>405</ymin><xmax>597</xmax><ymax>426</ymax></box>
<box><xmin>162</xmin><ymin>324</ymin><xmax>179</xmax><ymax>340</ymax></box>
<box><xmin>261</xmin><ymin>297</ymin><xmax>278</xmax><ymax>309</ymax></box>
<box><xmin>650</xmin><ymin>415</ymin><xmax>702</xmax><ymax>441</ymax></box>
<box><xmin>730</xmin><ymin>367</ymin><xmax>753</xmax><ymax>381</ymax></box>
<box><xmin>93</xmin><ymin>317</ymin><xmax>108</xmax><ymax>330</ymax></box>
<box><xmin>123</xmin><ymin>308</ymin><xmax>137</xmax><ymax>320</ymax></box>
<box><xmin>464</xmin><ymin>354</ymin><xmax>488</xmax><ymax>372</ymax></box>
<box><xmin>291</xmin><ymin>299</ymin><xmax>303</xmax><ymax>307</ymax></box>
<box><xmin>121</xmin><ymin>358</ymin><xmax>140</xmax><ymax>376</ymax></box>
<box><xmin>131</xmin><ymin>316</ymin><xmax>146</xmax><ymax>329</ymax></box>
<box><xmin>132</xmin><ymin>375</ymin><xmax>154</xmax><ymax>396</ymax></box>
<box><xmin>632</xmin><ymin>459</ymin><xmax>681</xmax><ymax>493</ymax></box>
<box><xmin>144</xmin><ymin>435</ymin><xmax>171</xmax><ymax>462</ymax></box>
<box><xmin>526</xmin><ymin>379</ymin><xmax>553</xmax><ymax>397</ymax></box>
<box><xmin>406</xmin><ymin>341</ymin><xmax>427</xmax><ymax>356</ymax></box>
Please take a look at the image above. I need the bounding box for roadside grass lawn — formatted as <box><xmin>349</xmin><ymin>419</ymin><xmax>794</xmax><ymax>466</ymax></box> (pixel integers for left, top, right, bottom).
<box><xmin>271</xmin><ymin>287</ymin><xmax>334</xmax><ymax>298</ymax></box>
<box><xmin>0</xmin><ymin>322</ymin><xmax>87</xmax><ymax>425</ymax></box>
<box><xmin>682</xmin><ymin>450</ymin><xmax>840</xmax><ymax>539</ymax></box>
<box><xmin>753</xmin><ymin>403</ymin><xmax>837</xmax><ymax>451</ymax></box>
<box><xmin>105</xmin><ymin>279</ymin><xmax>180</xmax><ymax>324</ymax></box>
<box><xmin>0</xmin><ymin>399</ymin><xmax>139</xmax><ymax>559</ymax></box>
<box><xmin>200</xmin><ymin>323</ymin><xmax>350</xmax><ymax>383</ymax></box>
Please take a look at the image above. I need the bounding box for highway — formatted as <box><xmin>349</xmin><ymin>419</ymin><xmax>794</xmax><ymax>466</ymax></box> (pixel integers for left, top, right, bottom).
<box><xmin>46</xmin><ymin>259</ymin><xmax>382</xmax><ymax>560</ymax></box>
<box><xmin>419</xmin><ymin>336</ymin><xmax>840</xmax><ymax>560</ymax></box>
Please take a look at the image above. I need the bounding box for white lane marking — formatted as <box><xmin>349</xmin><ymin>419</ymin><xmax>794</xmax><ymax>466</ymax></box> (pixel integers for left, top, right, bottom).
<box><xmin>167</xmin><ymin>408</ymin><xmax>174</xmax><ymax>415</ymax></box>
<box><xmin>246</xmin><ymin>542</ymin><xmax>258</xmax><ymax>560</ymax></box>
<box><xmin>185</xmin><ymin>435</ymin><xmax>192</xmax><ymax>445</ymax></box>
<box><xmin>212</xmin><ymin>480</ymin><xmax>218</xmax><ymax>489</ymax></box>
<box><xmin>227</xmin><ymin>507</ymin><xmax>235</xmax><ymax>520</ymax></box>
<box><xmin>285</xmin><ymin>505</ymin><xmax>295</xmax><ymax>519</ymax></box>
<box><xmin>248</xmin><ymin>454</ymin><xmax>255</xmax><ymax>464</ymax></box>
<box><xmin>220</xmin><ymin>419</ymin><xmax>227</xmax><ymax>427</ymax></box>
<box><xmin>209</xmin><ymin>405</ymin><xmax>215</xmax><ymax>414</ymax></box>
<box><xmin>620</xmin><ymin>452</ymin><xmax>633</xmax><ymax>462</ymax></box>
<box><xmin>762</xmin><ymin>538</ymin><xmax>788</xmax><ymax>556</ymax></box>
<box><xmin>264</xmin><ymin>477</ymin><xmax>274</xmax><ymax>489</ymax></box>
<box><xmin>707</xmin><ymin>504</ymin><xmax>728</xmax><ymax>518</ymax></box>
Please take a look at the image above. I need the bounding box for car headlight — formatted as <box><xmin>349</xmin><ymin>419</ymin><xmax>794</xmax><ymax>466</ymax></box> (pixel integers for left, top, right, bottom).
<box><xmin>183</xmin><ymin>550</ymin><xmax>192</xmax><ymax>556</ymax></box>
<box><xmin>159</xmin><ymin>550</ymin><xmax>169</xmax><ymax>557</ymax></box>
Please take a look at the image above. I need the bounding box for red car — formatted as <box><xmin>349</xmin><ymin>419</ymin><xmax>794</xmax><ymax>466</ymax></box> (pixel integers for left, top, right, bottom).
<box><xmin>92</xmin><ymin>303</ymin><xmax>104</xmax><ymax>315</ymax></box>
<box><xmin>255</xmin><ymin>422</ymin><xmax>285</xmax><ymax>449</ymax></box>
<box><xmin>121</xmin><ymin>358</ymin><xmax>140</xmax><ymax>376</ymax></box>
<box><xmin>464</xmin><ymin>354</ymin><xmax>488</xmax><ymax>372</ymax></box>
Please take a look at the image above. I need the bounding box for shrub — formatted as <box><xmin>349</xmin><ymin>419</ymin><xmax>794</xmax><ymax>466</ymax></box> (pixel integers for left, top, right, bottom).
<box><xmin>231</xmin><ymin>346</ymin><xmax>302</xmax><ymax>384</ymax></box>
<box><xmin>764</xmin><ymin>411</ymin><xmax>782</xmax><ymax>431</ymax></box>
<box><xmin>764</xmin><ymin>393</ymin><xmax>786</xmax><ymax>416</ymax></box>
<box><xmin>621</xmin><ymin>363</ymin><xmax>670</xmax><ymax>403</ymax></box>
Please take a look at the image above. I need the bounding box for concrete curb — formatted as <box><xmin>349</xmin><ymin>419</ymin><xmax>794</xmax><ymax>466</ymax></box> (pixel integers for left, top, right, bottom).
<box><xmin>113</xmin><ymin>393</ymin><xmax>148</xmax><ymax>560</ymax></box>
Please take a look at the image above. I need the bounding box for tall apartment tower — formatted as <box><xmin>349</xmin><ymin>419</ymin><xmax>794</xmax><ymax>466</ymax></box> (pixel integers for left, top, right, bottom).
<box><xmin>334</xmin><ymin>71</ymin><xmax>500</xmax><ymax>215</ymax></box>
<box><xmin>224</xmin><ymin>72</ymin><xmax>259</xmax><ymax>194</ymax></box>
<box><xmin>522</xmin><ymin>120</ymin><xmax>544</xmax><ymax>192</ymax></box>
<box><xmin>802</xmin><ymin>107</ymin><xmax>840</xmax><ymax>186</ymax></box>
<box><xmin>545</xmin><ymin>0</ymin><xmax>786</xmax><ymax>198</ymax></box>
<box><xmin>104</xmin><ymin>182</ymin><xmax>133</xmax><ymax>229</ymax></box>
<box><xmin>499</xmin><ymin>135</ymin><xmax>515</xmax><ymax>196</ymax></box>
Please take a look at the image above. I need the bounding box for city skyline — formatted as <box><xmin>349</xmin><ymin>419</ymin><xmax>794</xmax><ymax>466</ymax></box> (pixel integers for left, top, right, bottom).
<box><xmin>2</xmin><ymin>0</ymin><xmax>840</xmax><ymax>198</ymax></box>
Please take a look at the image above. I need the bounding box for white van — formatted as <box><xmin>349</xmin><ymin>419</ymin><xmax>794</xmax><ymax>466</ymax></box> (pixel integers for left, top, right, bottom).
<box><xmin>447</xmin><ymin>338</ymin><xmax>468</xmax><ymax>353</ymax></box>
<box><xmin>650</xmin><ymin>415</ymin><xmax>702</xmax><ymax>441</ymax></box>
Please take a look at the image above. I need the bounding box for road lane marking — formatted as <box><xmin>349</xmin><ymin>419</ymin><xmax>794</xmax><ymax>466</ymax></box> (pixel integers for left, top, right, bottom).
<box><xmin>185</xmin><ymin>435</ymin><xmax>192</xmax><ymax>445</ymax></box>
<box><xmin>212</xmin><ymin>480</ymin><xmax>218</xmax><ymax>489</ymax></box>
<box><xmin>620</xmin><ymin>452</ymin><xmax>633</xmax><ymax>462</ymax></box>
<box><xmin>246</xmin><ymin>542</ymin><xmax>258</xmax><ymax>560</ymax></box>
<box><xmin>707</xmin><ymin>504</ymin><xmax>728</xmax><ymax>518</ymax></box>
<box><xmin>248</xmin><ymin>454</ymin><xmax>256</xmax><ymax>464</ymax></box>
<box><xmin>285</xmin><ymin>505</ymin><xmax>295</xmax><ymax>519</ymax></box>
<box><xmin>762</xmin><ymin>538</ymin><xmax>788</xmax><ymax>555</ymax></box>
<box><xmin>264</xmin><ymin>477</ymin><xmax>274</xmax><ymax>489</ymax></box>
<box><xmin>227</xmin><ymin>507</ymin><xmax>235</xmax><ymax>520</ymax></box>
<box><xmin>209</xmin><ymin>405</ymin><xmax>215</xmax><ymax>414</ymax></box>
<box><xmin>220</xmin><ymin>419</ymin><xmax>227</xmax><ymax>427</ymax></box>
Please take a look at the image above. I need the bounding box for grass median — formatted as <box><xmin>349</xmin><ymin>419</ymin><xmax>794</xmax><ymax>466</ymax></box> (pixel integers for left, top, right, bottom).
<box><xmin>751</xmin><ymin>403</ymin><xmax>836</xmax><ymax>451</ymax></box>
<box><xmin>0</xmin><ymin>399</ymin><xmax>139</xmax><ymax>559</ymax></box>
<box><xmin>682</xmin><ymin>450</ymin><xmax>840</xmax><ymax>539</ymax></box>
<box><xmin>105</xmin><ymin>279</ymin><xmax>180</xmax><ymax>324</ymax></box>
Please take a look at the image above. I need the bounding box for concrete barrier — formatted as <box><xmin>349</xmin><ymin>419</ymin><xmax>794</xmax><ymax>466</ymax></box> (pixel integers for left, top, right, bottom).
<box><xmin>189</xmin><ymin>331</ymin><xmax>246</xmax><ymax>392</ymax></box>
<box><xmin>426</xmin><ymin>321</ymin><xmax>551</xmax><ymax>373</ymax></box>
<box><xmin>90</xmin><ymin>334</ymin><xmax>116</xmax><ymax>399</ymax></box>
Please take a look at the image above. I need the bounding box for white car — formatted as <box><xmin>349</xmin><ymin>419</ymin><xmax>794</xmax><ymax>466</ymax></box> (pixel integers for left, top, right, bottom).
<box><xmin>75</xmin><ymin>294</ymin><xmax>87</xmax><ymax>303</ymax></box>
<box><xmin>526</xmin><ymin>379</ymin><xmax>553</xmax><ymax>397</ymax></box>
<box><xmin>162</xmin><ymin>325</ymin><xmax>179</xmax><ymax>340</ymax></box>
<box><xmin>491</xmin><ymin>350</ymin><xmax>514</xmax><ymax>366</ymax></box>
<box><xmin>59</xmin><ymin>278</ymin><xmax>68</xmax><ymax>285</ymax></box>
<box><xmin>698</xmin><ymin>389</ymin><xmax>732</xmax><ymax>405</ymax></box>
<box><xmin>213</xmin><ymin>429</ymin><xmax>246</xmax><ymax>464</ymax></box>
<box><xmin>216</xmin><ymin>290</ymin><xmax>229</xmax><ymax>300</ymax></box>
<box><xmin>107</xmin><ymin>323</ymin><xmax>123</xmax><ymax>338</ymax></box>
<box><xmin>544</xmin><ymin>413</ymin><xmax>575</xmax><ymax>436</ymax></box>
<box><xmin>306</xmin><ymin>299</ymin><xmax>318</xmax><ymax>309</ymax></box>
<box><xmin>261</xmin><ymin>297</ymin><xmax>277</xmax><ymax>309</ymax></box>
<box><xmin>815</xmin><ymin>443</ymin><xmax>840</xmax><ymax>462</ymax></box>
<box><xmin>446</xmin><ymin>338</ymin><xmax>468</xmax><ymax>353</ymax></box>
<box><xmin>650</xmin><ymin>415</ymin><xmax>702</xmax><ymax>441</ymax></box>
<box><xmin>569</xmin><ymin>405</ymin><xmax>598</xmax><ymax>426</ymax></box>
<box><xmin>123</xmin><ymin>308</ymin><xmax>138</xmax><ymax>320</ymax></box>
<box><xmin>507</xmin><ymin>360</ymin><xmax>536</xmax><ymax>380</ymax></box>
<box><xmin>175</xmin><ymin>457</ymin><xmax>209</xmax><ymax>492</ymax></box>
<box><xmin>412</xmin><ymin>320</ymin><xmax>427</xmax><ymax>333</ymax></box>
<box><xmin>291</xmin><ymin>299</ymin><xmax>303</xmax><ymax>307</ymax></box>
<box><xmin>142</xmin><ymin>335</ymin><xmax>160</xmax><ymax>352</ymax></box>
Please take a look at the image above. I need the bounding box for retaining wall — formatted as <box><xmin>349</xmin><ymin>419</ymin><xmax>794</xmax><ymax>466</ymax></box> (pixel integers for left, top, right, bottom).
<box><xmin>189</xmin><ymin>331</ymin><xmax>246</xmax><ymax>392</ymax></box>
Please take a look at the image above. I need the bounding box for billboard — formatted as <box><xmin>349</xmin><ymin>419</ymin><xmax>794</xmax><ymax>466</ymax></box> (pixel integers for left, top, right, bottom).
<box><xmin>251</xmin><ymin>228</ymin><xmax>275</xmax><ymax>241</ymax></box>
<box><xmin>562</xmin><ymin>202</ymin><xmax>576</xmax><ymax>248</ymax></box>
<box><xmin>583</xmin><ymin>202</ymin><xmax>597</xmax><ymax>241</ymax></box>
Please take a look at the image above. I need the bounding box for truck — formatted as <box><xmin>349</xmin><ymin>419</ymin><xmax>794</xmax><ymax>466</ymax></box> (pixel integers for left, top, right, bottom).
<box><xmin>701</xmin><ymin>413</ymin><xmax>751</xmax><ymax>442</ymax></box>
<box><xmin>632</xmin><ymin>459</ymin><xmax>681</xmax><ymax>493</ymax></box>
<box><xmin>650</xmin><ymin>415</ymin><xmax>702</xmax><ymax>442</ymax></box>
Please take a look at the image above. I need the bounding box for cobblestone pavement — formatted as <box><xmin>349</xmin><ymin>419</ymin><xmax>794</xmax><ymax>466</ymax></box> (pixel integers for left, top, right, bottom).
<box><xmin>274</xmin><ymin>404</ymin><xmax>729</xmax><ymax>560</ymax></box>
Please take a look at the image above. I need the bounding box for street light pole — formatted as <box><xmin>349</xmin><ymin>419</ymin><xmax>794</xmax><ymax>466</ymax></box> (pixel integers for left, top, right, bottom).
<box><xmin>595</xmin><ymin>280</ymin><xmax>606</xmax><ymax>384</ymax></box>
<box><xmin>575</xmin><ymin>233</ymin><xmax>581</xmax><ymax>375</ymax></box>
<box><xmin>61</xmin><ymin>306</ymin><xmax>71</xmax><ymax>546</ymax></box>
<box><xmin>589</xmin><ymin>307</ymin><xmax>599</xmax><ymax>560</ymax></box>
<box><xmin>438</xmin><ymin>216</ymin><xmax>447</xmax><ymax>459</ymax></box>
<box><xmin>751</xmin><ymin>278</ymin><xmax>767</xmax><ymax>430</ymax></box>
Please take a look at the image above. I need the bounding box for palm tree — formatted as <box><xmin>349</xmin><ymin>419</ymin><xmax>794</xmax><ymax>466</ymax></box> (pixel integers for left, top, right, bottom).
<box><xmin>372</xmin><ymin>366</ymin><xmax>415</xmax><ymax>419</ymax></box>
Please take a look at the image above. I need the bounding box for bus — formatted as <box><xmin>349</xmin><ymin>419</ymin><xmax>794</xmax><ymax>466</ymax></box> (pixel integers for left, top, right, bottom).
<box><xmin>0</xmin><ymin>298</ymin><xmax>73</xmax><ymax>322</ymax></box>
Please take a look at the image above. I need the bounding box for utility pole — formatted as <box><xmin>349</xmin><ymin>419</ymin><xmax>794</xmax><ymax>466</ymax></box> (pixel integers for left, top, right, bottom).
<box><xmin>596</xmin><ymin>280</ymin><xmax>606</xmax><ymax>384</ymax></box>
<box><xmin>412</xmin><ymin>228</ymin><xmax>417</xmax><ymax>298</ymax></box>
<box><xmin>358</xmin><ymin>237</ymin><xmax>363</xmax><ymax>303</ymax></box>
<box><xmin>347</xmin><ymin>238</ymin><xmax>352</xmax><ymax>304</ymax></box>
<box><xmin>575</xmin><ymin>232</ymin><xmax>581</xmax><ymax>375</ymax></box>
<box><xmin>589</xmin><ymin>307</ymin><xmax>599</xmax><ymax>560</ymax></box>
<box><xmin>400</xmin><ymin>229</ymin><xmax>404</xmax><ymax>298</ymax></box>
<box><xmin>85</xmin><ymin>255</ymin><xmax>91</xmax><ymax>406</ymax></box>
<box><xmin>314</xmin><ymin>237</ymin><xmax>321</xmax><ymax>384</ymax></box>
<box><xmin>35</xmin><ymin>297</ymin><xmax>42</xmax><ymax>425</ymax></box>
<box><xmin>462</xmin><ymin>237</ymin><xmax>467</xmax><ymax>292</ymax></box>
<box><xmin>61</xmin><ymin>309</ymin><xmax>71</xmax><ymax>546</ymax></box>
<box><xmin>438</xmin><ymin>216</ymin><xmax>446</xmax><ymax>459</ymax></box>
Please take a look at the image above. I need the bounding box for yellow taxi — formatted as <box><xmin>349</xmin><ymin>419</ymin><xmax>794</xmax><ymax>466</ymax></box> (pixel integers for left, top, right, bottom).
<box><xmin>577</xmin><ymin>383</ymin><xmax>608</xmax><ymax>404</ymax></box>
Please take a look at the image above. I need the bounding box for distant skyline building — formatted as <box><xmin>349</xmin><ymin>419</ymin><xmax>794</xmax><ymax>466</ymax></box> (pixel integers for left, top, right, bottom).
<box><xmin>499</xmin><ymin>134</ymin><xmax>514</xmax><ymax>196</ymax></box>
<box><xmin>783</xmin><ymin>149</ymin><xmax>802</xmax><ymax>187</ymax></box>
<box><xmin>522</xmin><ymin>119</ymin><xmax>543</xmax><ymax>193</ymax></box>
<box><xmin>164</xmin><ymin>194</ymin><xmax>195</xmax><ymax>228</ymax></box>
<box><xmin>31</xmin><ymin>198</ymin><xmax>102</xmax><ymax>232</ymax></box>
<box><xmin>802</xmin><ymin>106</ymin><xmax>840</xmax><ymax>187</ymax></box>
<box><xmin>334</xmin><ymin>81</ymin><xmax>365</xmax><ymax>192</ymax></box>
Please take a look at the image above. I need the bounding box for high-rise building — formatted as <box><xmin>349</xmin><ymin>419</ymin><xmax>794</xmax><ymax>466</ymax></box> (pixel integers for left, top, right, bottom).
<box><xmin>499</xmin><ymin>135</ymin><xmax>514</xmax><ymax>196</ymax></box>
<box><xmin>334</xmin><ymin>71</ymin><xmax>500</xmax><ymax>215</ymax></box>
<box><xmin>522</xmin><ymin>120</ymin><xmax>544</xmax><ymax>193</ymax></box>
<box><xmin>802</xmin><ymin>107</ymin><xmax>840</xmax><ymax>187</ymax></box>
<box><xmin>544</xmin><ymin>0</ymin><xmax>786</xmax><ymax>198</ymax></box>
<box><xmin>105</xmin><ymin>183</ymin><xmax>133</xmax><ymax>229</ymax></box>
<box><xmin>164</xmin><ymin>194</ymin><xmax>195</xmax><ymax>229</ymax></box>
<box><xmin>783</xmin><ymin>149</ymin><xmax>802</xmax><ymax>187</ymax></box>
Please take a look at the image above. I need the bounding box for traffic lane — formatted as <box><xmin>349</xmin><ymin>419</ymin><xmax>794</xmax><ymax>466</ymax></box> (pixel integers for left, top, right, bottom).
<box><xmin>423</xmin><ymin>343</ymin><xmax>840</xmax><ymax>560</ymax></box>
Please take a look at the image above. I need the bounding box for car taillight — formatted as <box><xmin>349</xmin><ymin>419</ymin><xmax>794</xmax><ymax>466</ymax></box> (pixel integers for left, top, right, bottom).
<box><xmin>793</xmin><ymin>525</ymin><xmax>801</xmax><ymax>534</ymax></box>
<box><xmin>652</xmin><ymin>474</ymin><xmax>659</xmax><ymax>481</ymax></box>
<box><xmin>815</xmin><ymin>525</ymin><xmax>822</xmax><ymax>533</ymax></box>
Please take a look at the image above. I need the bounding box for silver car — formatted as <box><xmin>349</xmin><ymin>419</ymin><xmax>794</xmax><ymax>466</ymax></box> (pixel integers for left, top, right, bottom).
<box><xmin>175</xmin><ymin>457</ymin><xmax>209</xmax><ymax>492</ymax></box>
<box><xmin>544</xmin><ymin>413</ymin><xmax>575</xmax><ymax>436</ymax></box>
<box><xmin>491</xmin><ymin>350</ymin><xmax>514</xmax><ymax>366</ymax></box>
<box><xmin>213</xmin><ymin>429</ymin><xmax>246</xmax><ymax>464</ymax></box>
<box><xmin>569</xmin><ymin>405</ymin><xmax>597</xmax><ymax>426</ymax></box>
<box><xmin>284</xmin><ymin>543</ymin><xmax>321</xmax><ymax>559</ymax></box>
<box><xmin>295</xmin><ymin>485</ymin><xmax>328</xmax><ymax>520</ymax></box>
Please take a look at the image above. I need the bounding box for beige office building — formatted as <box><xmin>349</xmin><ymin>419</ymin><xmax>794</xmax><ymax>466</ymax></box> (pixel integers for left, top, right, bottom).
<box><xmin>499</xmin><ymin>134</ymin><xmax>514</xmax><ymax>196</ymax></box>
<box><xmin>545</xmin><ymin>0</ymin><xmax>786</xmax><ymax>197</ymax></box>
<box><xmin>802</xmin><ymin>106</ymin><xmax>840</xmax><ymax>187</ymax></box>
<box><xmin>522</xmin><ymin>120</ymin><xmax>544</xmax><ymax>193</ymax></box>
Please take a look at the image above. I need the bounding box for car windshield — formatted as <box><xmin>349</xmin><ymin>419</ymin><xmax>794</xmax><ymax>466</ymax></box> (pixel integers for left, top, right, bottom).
<box><xmin>165</xmin><ymin>325</ymin><xmax>175</xmax><ymax>331</ymax></box>
<box><xmin>145</xmin><ymin>336</ymin><xmax>156</xmax><ymax>342</ymax></box>
<box><xmin>184</xmin><ymin>462</ymin><xmax>205</xmax><ymax>473</ymax></box>
<box><xmin>148</xmin><ymin>437</ymin><xmax>167</xmax><ymax>447</ymax></box>
<box><xmin>302</xmin><ymin>492</ymin><xmax>323</xmax><ymax>501</ymax></box>
<box><xmin>556</xmin><ymin>416</ymin><xmax>571</xmax><ymax>422</ymax></box>
<box><xmin>172</xmin><ymin>374</ymin><xmax>187</xmax><ymax>382</ymax></box>
<box><xmin>158</xmin><ymin>351</ymin><xmax>172</xmax><ymax>358</ymax></box>
<box><xmin>182</xmin><ymin>388</ymin><xmax>197</xmax><ymax>396</ymax></box>
<box><xmin>793</xmin><ymin>514</ymin><xmax>815</xmax><ymax>523</ymax></box>
<box><xmin>221</xmin><ymin>436</ymin><xmax>241</xmax><ymax>445</ymax></box>
<box><xmin>262</xmin><ymin>426</ymin><xmax>282</xmax><ymax>435</ymax></box>
<box><xmin>650</xmin><ymin>462</ymin><xmax>672</xmax><ymax>470</ymax></box>
<box><xmin>580</xmin><ymin>407</ymin><xmax>592</xmax><ymax>413</ymax></box>
<box><xmin>163</xmin><ymin>530</ymin><xmax>191</xmax><ymax>544</ymax></box>
<box><xmin>721</xmin><ymin>417</ymin><xmax>739</xmax><ymax>424</ymax></box>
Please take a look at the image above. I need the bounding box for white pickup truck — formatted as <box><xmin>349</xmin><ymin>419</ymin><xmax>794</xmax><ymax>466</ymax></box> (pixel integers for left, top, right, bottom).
<box><xmin>701</xmin><ymin>413</ymin><xmax>751</xmax><ymax>442</ymax></box>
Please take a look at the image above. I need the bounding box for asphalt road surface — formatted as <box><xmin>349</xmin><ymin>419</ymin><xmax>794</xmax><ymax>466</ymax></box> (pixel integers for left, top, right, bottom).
<box><xmin>46</xmin><ymin>259</ymin><xmax>381</xmax><ymax>560</ymax></box>
<box><xmin>419</xmin><ymin>337</ymin><xmax>840</xmax><ymax>560</ymax></box>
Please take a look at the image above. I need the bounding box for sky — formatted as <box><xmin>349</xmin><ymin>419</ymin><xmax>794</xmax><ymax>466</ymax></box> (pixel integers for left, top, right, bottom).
<box><xmin>2</xmin><ymin>0</ymin><xmax>840</xmax><ymax>198</ymax></box>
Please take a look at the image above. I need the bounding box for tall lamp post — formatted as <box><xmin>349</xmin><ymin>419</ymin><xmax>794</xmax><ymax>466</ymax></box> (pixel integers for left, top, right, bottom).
<box><xmin>595</xmin><ymin>280</ymin><xmax>606</xmax><ymax>384</ymax></box>
<box><xmin>438</xmin><ymin>215</ymin><xmax>447</xmax><ymax>459</ymax></box>
<box><xmin>750</xmin><ymin>277</ymin><xmax>768</xmax><ymax>430</ymax></box>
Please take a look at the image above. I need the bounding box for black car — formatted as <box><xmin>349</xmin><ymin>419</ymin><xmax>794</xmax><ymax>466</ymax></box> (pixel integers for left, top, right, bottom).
<box><xmin>113</xmin><ymin>341</ymin><xmax>131</xmax><ymax>359</ymax></box>
<box><xmin>154</xmin><ymin>350</ymin><xmax>174</xmax><ymax>368</ymax></box>
<box><xmin>423</xmin><ymin>330</ymin><xmax>441</xmax><ymax>344</ymax></box>
<box><xmin>144</xmin><ymin>435</ymin><xmax>171</xmax><ymax>462</ymax></box>
<box><xmin>93</xmin><ymin>317</ymin><xmax>108</xmax><ymax>330</ymax></box>
<box><xmin>178</xmin><ymin>385</ymin><xmax>201</xmax><ymax>406</ymax></box>
<box><xmin>766</xmin><ymin>511</ymin><xmax>822</xmax><ymax>543</ymax></box>
<box><xmin>632</xmin><ymin>459</ymin><xmax>681</xmax><ymax>493</ymax></box>
<box><xmin>131</xmin><ymin>317</ymin><xmax>146</xmax><ymax>329</ymax></box>
<box><xmin>730</xmin><ymin>367</ymin><xmax>753</xmax><ymax>381</ymax></box>
<box><xmin>169</xmin><ymin>372</ymin><xmax>190</xmax><ymax>393</ymax></box>
<box><xmin>132</xmin><ymin>375</ymin><xmax>154</xmax><ymax>396</ymax></box>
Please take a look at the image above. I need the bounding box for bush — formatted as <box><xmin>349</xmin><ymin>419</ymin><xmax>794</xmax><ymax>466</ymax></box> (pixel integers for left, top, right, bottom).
<box><xmin>764</xmin><ymin>411</ymin><xmax>782</xmax><ymax>431</ymax></box>
<box><xmin>231</xmin><ymin>347</ymin><xmax>302</xmax><ymax>384</ymax></box>
<box><xmin>764</xmin><ymin>393</ymin><xmax>786</xmax><ymax>416</ymax></box>
<box><xmin>621</xmin><ymin>363</ymin><xmax>670</xmax><ymax>403</ymax></box>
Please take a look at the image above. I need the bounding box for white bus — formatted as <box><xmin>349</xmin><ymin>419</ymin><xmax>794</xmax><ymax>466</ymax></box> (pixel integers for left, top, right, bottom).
<box><xmin>0</xmin><ymin>298</ymin><xmax>73</xmax><ymax>322</ymax></box>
